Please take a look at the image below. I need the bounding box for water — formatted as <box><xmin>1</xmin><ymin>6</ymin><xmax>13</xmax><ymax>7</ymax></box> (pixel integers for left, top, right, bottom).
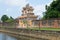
<box><xmin>0</xmin><ymin>33</ymin><xmax>17</xmax><ymax>40</ymax></box>
<box><xmin>0</xmin><ymin>33</ymin><xmax>49</xmax><ymax>40</ymax></box>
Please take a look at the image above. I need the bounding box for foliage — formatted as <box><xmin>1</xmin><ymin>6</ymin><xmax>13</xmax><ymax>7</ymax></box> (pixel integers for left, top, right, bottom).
<box><xmin>1</xmin><ymin>15</ymin><xmax>9</xmax><ymax>22</ymax></box>
<box><xmin>23</xmin><ymin>20</ymin><xmax>27</xmax><ymax>24</ymax></box>
<box><xmin>43</xmin><ymin>0</ymin><xmax>60</xmax><ymax>19</ymax></box>
<box><xmin>6</xmin><ymin>16</ymin><xmax>14</xmax><ymax>23</ymax></box>
<box><xmin>1</xmin><ymin>15</ymin><xmax>14</xmax><ymax>23</ymax></box>
<box><xmin>30</xmin><ymin>27</ymin><xmax>60</xmax><ymax>31</ymax></box>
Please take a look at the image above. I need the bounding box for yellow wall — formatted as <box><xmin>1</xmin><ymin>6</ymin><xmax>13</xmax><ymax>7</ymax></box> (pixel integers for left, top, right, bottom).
<box><xmin>28</xmin><ymin>20</ymin><xmax>32</xmax><ymax>26</ymax></box>
<box><xmin>19</xmin><ymin>20</ymin><xmax>33</xmax><ymax>28</ymax></box>
<box><xmin>19</xmin><ymin>20</ymin><xmax>23</xmax><ymax>27</ymax></box>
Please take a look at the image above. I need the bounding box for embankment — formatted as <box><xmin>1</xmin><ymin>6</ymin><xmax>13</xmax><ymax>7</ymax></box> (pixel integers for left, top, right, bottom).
<box><xmin>0</xmin><ymin>28</ymin><xmax>60</xmax><ymax>40</ymax></box>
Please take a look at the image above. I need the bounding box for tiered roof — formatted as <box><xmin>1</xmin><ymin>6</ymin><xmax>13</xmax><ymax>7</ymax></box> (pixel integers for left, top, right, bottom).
<box><xmin>20</xmin><ymin>4</ymin><xmax>37</xmax><ymax>19</ymax></box>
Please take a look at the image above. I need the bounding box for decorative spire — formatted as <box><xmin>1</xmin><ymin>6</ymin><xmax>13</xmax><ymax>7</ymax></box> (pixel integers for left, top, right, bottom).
<box><xmin>26</xmin><ymin>4</ymin><xmax>29</xmax><ymax>7</ymax></box>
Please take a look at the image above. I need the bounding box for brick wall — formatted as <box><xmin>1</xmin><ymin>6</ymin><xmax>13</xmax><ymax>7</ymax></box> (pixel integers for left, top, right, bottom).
<box><xmin>39</xmin><ymin>19</ymin><xmax>60</xmax><ymax>28</ymax></box>
<box><xmin>0</xmin><ymin>22</ymin><xmax>17</xmax><ymax>28</ymax></box>
<box><xmin>0</xmin><ymin>22</ymin><xmax>2</xmax><ymax>27</ymax></box>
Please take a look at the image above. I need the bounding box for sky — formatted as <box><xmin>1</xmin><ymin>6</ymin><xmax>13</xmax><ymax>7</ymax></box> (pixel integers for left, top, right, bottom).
<box><xmin>0</xmin><ymin>0</ymin><xmax>53</xmax><ymax>19</ymax></box>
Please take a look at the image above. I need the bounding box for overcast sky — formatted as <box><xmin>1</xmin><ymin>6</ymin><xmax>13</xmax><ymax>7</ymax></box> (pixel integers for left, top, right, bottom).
<box><xmin>0</xmin><ymin>0</ymin><xmax>53</xmax><ymax>18</ymax></box>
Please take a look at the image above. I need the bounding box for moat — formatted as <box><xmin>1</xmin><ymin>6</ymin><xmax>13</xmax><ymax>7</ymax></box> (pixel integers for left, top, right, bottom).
<box><xmin>0</xmin><ymin>33</ymin><xmax>48</xmax><ymax>40</ymax></box>
<box><xmin>0</xmin><ymin>33</ymin><xmax>17</xmax><ymax>40</ymax></box>
<box><xmin>0</xmin><ymin>28</ymin><xmax>60</xmax><ymax>40</ymax></box>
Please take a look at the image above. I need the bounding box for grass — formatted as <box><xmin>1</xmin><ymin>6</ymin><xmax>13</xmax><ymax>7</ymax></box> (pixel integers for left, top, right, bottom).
<box><xmin>0</xmin><ymin>26</ymin><xmax>60</xmax><ymax>31</ymax></box>
<box><xmin>29</xmin><ymin>27</ymin><xmax>60</xmax><ymax>31</ymax></box>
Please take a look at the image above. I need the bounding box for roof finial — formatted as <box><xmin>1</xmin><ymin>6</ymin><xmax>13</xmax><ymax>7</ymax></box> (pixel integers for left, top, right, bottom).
<box><xmin>26</xmin><ymin>3</ymin><xmax>29</xmax><ymax>7</ymax></box>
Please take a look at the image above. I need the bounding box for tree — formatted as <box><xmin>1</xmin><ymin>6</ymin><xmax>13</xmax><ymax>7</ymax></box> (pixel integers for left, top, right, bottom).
<box><xmin>43</xmin><ymin>0</ymin><xmax>60</xmax><ymax>19</ymax></box>
<box><xmin>1</xmin><ymin>15</ymin><xmax>14</xmax><ymax>23</ymax></box>
<box><xmin>10</xmin><ymin>16</ymin><xmax>14</xmax><ymax>20</ymax></box>
<box><xmin>6</xmin><ymin>16</ymin><xmax>14</xmax><ymax>23</ymax></box>
<box><xmin>1</xmin><ymin>15</ymin><xmax>9</xmax><ymax>22</ymax></box>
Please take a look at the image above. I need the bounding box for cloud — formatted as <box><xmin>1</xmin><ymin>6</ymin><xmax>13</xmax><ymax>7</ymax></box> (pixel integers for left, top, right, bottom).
<box><xmin>33</xmin><ymin>5</ymin><xmax>45</xmax><ymax>17</ymax></box>
<box><xmin>0</xmin><ymin>0</ymin><xmax>53</xmax><ymax>18</ymax></box>
<box><xmin>4</xmin><ymin>0</ymin><xmax>52</xmax><ymax>18</ymax></box>
<box><xmin>4</xmin><ymin>0</ymin><xmax>29</xmax><ymax>14</ymax></box>
<box><xmin>4</xmin><ymin>0</ymin><xmax>28</xmax><ymax>7</ymax></box>
<box><xmin>0</xmin><ymin>0</ymin><xmax>3</xmax><ymax>3</ymax></box>
<box><xmin>32</xmin><ymin>0</ymin><xmax>53</xmax><ymax>18</ymax></box>
<box><xmin>0</xmin><ymin>0</ymin><xmax>29</xmax><ymax>17</ymax></box>
<box><xmin>3</xmin><ymin>9</ymin><xmax>9</xmax><ymax>15</ymax></box>
<box><xmin>3</xmin><ymin>13</ymin><xmax>8</xmax><ymax>14</ymax></box>
<box><xmin>47</xmin><ymin>0</ymin><xmax>53</xmax><ymax>6</ymax></box>
<box><xmin>0</xmin><ymin>0</ymin><xmax>1</xmax><ymax>1</ymax></box>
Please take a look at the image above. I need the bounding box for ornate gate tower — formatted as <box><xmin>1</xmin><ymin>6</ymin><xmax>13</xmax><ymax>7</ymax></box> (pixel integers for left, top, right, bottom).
<box><xmin>18</xmin><ymin>4</ymin><xmax>37</xmax><ymax>28</ymax></box>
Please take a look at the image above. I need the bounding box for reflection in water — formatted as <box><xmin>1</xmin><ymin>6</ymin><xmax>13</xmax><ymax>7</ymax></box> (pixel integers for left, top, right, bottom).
<box><xmin>2</xmin><ymin>34</ymin><xmax>6</xmax><ymax>40</ymax></box>
<box><xmin>0</xmin><ymin>33</ymin><xmax>17</xmax><ymax>40</ymax></box>
<box><xmin>0</xmin><ymin>33</ymin><xmax>49</xmax><ymax>40</ymax></box>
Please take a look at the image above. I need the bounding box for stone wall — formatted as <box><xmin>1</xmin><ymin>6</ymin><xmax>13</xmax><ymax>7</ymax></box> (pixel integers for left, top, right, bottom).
<box><xmin>39</xmin><ymin>19</ymin><xmax>60</xmax><ymax>28</ymax></box>
<box><xmin>0</xmin><ymin>22</ymin><xmax>2</xmax><ymax>27</ymax></box>
<box><xmin>0</xmin><ymin>22</ymin><xmax>17</xmax><ymax>28</ymax></box>
<box><xmin>0</xmin><ymin>28</ymin><xmax>60</xmax><ymax>40</ymax></box>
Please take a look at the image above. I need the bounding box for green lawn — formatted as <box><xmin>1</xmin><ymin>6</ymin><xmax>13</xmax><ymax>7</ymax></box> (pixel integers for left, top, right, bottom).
<box><xmin>0</xmin><ymin>26</ymin><xmax>60</xmax><ymax>31</ymax></box>
<box><xmin>30</xmin><ymin>27</ymin><xmax>60</xmax><ymax>31</ymax></box>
